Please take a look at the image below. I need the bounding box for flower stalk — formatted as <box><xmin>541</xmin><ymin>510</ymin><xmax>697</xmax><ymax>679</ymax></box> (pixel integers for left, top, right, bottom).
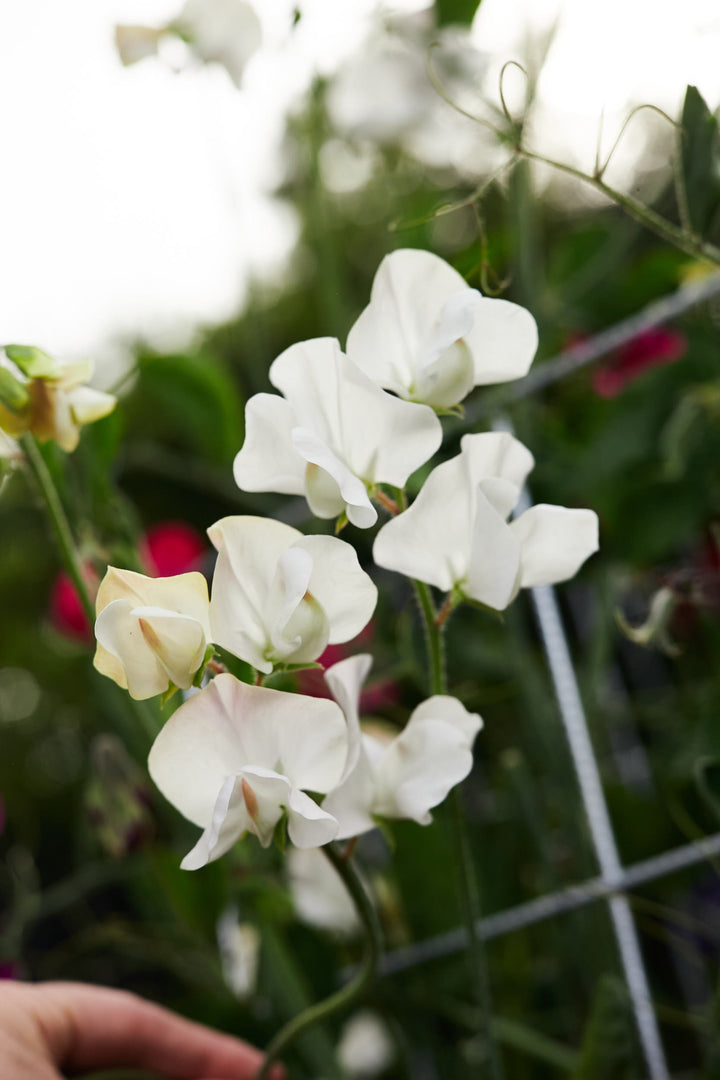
<box><xmin>413</xmin><ymin>579</ymin><xmax>504</xmax><ymax>1080</ymax></box>
<box><xmin>257</xmin><ymin>843</ymin><xmax>382</xmax><ymax>1080</ymax></box>
<box><xmin>21</xmin><ymin>433</ymin><xmax>96</xmax><ymax>627</ymax></box>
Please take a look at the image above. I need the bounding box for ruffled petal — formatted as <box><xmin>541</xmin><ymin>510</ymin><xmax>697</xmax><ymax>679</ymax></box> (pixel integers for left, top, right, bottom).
<box><xmin>460</xmin><ymin>431</ymin><xmax>535</xmax><ymax>493</ymax></box>
<box><xmin>464</xmin><ymin>297</ymin><xmax>538</xmax><ymax>385</ymax></box>
<box><xmin>292</xmin><ymin>426</ymin><xmax>377</xmax><ymax>528</ymax></box>
<box><xmin>233</xmin><ymin>393</ymin><xmax>306</xmax><ymax>495</ymax></box>
<box><xmin>466</xmin><ymin>486</ymin><xmax>521</xmax><ymax>609</ymax></box>
<box><xmin>511</xmin><ymin>504</ymin><xmax>599</xmax><ymax>588</ymax></box>
<box><xmin>181</xmin><ymin>775</ymin><xmax>251</xmax><ymax>870</ymax></box>
<box><xmin>296</xmin><ymin>536</ymin><xmax>377</xmax><ymax>644</ymax></box>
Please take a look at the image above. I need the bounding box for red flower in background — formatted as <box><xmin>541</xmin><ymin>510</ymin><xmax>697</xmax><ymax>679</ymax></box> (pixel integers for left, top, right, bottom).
<box><xmin>592</xmin><ymin>326</ymin><xmax>686</xmax><ymax>398</ymax></box>
<box><xmin>49</xmin><ymin>521</ymin><xmax>206</xmax><ymax>644</ymax></box>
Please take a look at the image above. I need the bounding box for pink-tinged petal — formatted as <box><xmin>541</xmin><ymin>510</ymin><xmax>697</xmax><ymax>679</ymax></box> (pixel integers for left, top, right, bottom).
<box><xmin>148</xmin><ymin>675</ymin><xmax>347</xmax><ymax>830</ymax></box>
<box><xmin>295</xmin><ymin>537</ymin><xmax>377</xmax><ymax>644</ymax></box>
<box><xmin>511</xmin><ymin>505</ymin><xmax>599</xmax><ymax>588</ymax></box>
<box><xmin>233</xmin><ymin>393</ymin><xmax>306</xmax><ymax>495</ymax></box>
<box><xmin>181</xmin><ymin>776</ymin><xmax>251</xmax><ymax>870</ymax></box>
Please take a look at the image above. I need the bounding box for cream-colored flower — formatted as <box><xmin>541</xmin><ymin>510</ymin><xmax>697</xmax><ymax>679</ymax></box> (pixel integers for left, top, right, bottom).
<box><xmin>94</xmin><ymin>567</ymin><xmax>211</xmax><ymax>700</ymax></box>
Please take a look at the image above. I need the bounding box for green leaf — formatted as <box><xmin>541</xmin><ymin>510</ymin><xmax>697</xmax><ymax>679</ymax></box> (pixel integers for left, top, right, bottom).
<box><xmin>0</xmin><ymin>369</ymin><xmax>30</xmax><ymax>415</ymax></box>
<box><xmin>5</xmin><ymin>344</ymin><xmax>57</xmax><ymax>378</ymax></box>
<box><xmin>680</xmin><ymin>85</ymin><xmax>720</xmax><ymax>236</ymax></box>
<box><xmin>435</xmin><ymin>0</ymin><xmax>483</xmax><ymax>28</ymax></box>
<box><xmin>213</xmin><ymin>646</ymin><xmax>256</xmax><ymax>685</ymax></box>
<box><xmin>272</xmin><ymin>661</ymin><xmax>324</xmax><ymax>674</ymax></box>
<box><xmin>192</xmin><ymin>643</ymin><xmax>217</xmax><ymax>687</ymax></box>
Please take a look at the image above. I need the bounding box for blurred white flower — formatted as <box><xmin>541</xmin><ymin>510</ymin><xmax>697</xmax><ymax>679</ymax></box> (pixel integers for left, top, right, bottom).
<box><xmin>174</xmin><ymin>0</ymin><xmax>262</xmax><ymax>87</ymax></box>
<box><xmin>116</xmin><ymin>0</ymin><xmax>261</xmax><ymax>88</ymax></box>
<box><xmin>321</xmin><ymin>655</ymin><xmax>482</xmax><ymax>839</ymax></box>
<box><xmin>338</xmin><ymin>1010</ymin><xmax>395</xmax><ymax>1078</ymax></box>
<box><xmin>287</xmin><ymin>846</ymin><xmax>360</xmax><ymax>937</ymax></box>
<box><xmin>148</xmin><ymin>673</ymin><xmax>348</xmax><ymax>868</ymax></box>
<box><xmin>216</xmin><ymin>904</ymin><xmax>261</xmax><ymax>1000</ymax></box>
<box><xmin>233</xmin><ymin>338</ymin><xmax>441</xmax><ymax>528</ymax></box>
<box><xmin>94</xmin><ymin>568</ymin><xmax>211</xmax><ymax>700</ymax></box>
<box><xmin>208</xmin><ymin>515</ymin><xmax>377</xmax><ymax>674</ymax></box>
<box><xmin>374</xmin><ymin>431</ymin><xmax>599</xmax><ymax>609</ymax></box>
<box><xmin>114</xmin><ymin>25</ymin><xmax>164</xmax><ymax>67</ymax></box>
<box><xmin>0</xmin><ymin>346</ymin><xmax>115</xmax><ymax>452</ymax></box>
<box><xmin>346</xmin><ymin>250</ymin><xmax>538</xmax><ymax>409</ymax></box>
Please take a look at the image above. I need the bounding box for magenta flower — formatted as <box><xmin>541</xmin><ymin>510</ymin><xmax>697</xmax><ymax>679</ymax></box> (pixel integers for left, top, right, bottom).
<box><xmin>592</xmin><ymin>327</ymin><xmax>686</xmax><ymax>398</ymax></box>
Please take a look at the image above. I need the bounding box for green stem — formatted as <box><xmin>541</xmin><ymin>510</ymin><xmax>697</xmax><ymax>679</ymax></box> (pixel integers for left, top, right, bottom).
<box><xmin>413</xmin><ymin>581</ymin><xmax>504</xmax><ymax>1080</ymax></box>
<box><xmin>21</xmin><ymin>433</ymin><xmax>95</xmax><ymax>626</ymax></box>
<box><xmin>256</xmin><ymin>844</ymin><xmax>382</xmax><ymax>1080</ymax></box>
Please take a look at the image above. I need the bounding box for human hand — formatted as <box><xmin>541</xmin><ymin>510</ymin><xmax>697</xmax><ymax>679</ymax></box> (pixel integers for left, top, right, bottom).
<box><xmin>0</xmin><ymin>980</ymin><xmax>283</xmax><ymax>1079</ymax></box>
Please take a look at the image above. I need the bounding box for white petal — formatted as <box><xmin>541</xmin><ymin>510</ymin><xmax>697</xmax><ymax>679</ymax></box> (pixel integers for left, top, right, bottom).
<box><xmin>95</xmin><ymin>567</ymin><xmax>211</xmax><ymax>636</ymax></box>
<box><xmin>346</xmin><ymin>249</ymin><xmax>470</xmax><ymax>396</ymax></box>
<box><xmin>148</xmin><ymin>675</ymin><xmax>348</xmax><ymax>829</ymax></box>
<box><xmin>286</xmin><ymin>786</ymin><xmax>339</xmax><ymax>848</ymax></box>
<box><xmin>415</xmin><ymin>340</ymin><xmax>475</xmax><ymax>409</ymax></box>
<box><xmin>181</xmin><ymin>775</ymin><xmax>250</xmax><ymax>870</ymax></box>
<box><xmin>373</xmin><ymin>701</ymin><xmax>480</xmax><ymax>823</ymax></box>
<box><xmin>459</xmin><ymin>431</ymin><xmax>535</xmax><ymax>492</ymax></box>
<box><xmin>288</xmin><ymin>847</ymin><xmax>360</xmax><ymax>936</ymax></box>
<box><xmin>271</xmin><ymin>337</ymin><xmax>442</xmax><ymax>494</ymax></box>
<box><xmin>410</xmin><ymin>695</ymin><xmax>483</xmax><ymax>743</ymax></box>
<box><xmin>234</xmin><ymin>766</ymin><xmax>294</xmax><ymax>848</ymax></box>
<box><xmin>323</xmin><ymin>655</ymin><xmax>378</xmax><ymax>839</ymax></box>
<box><xmin>292</xmin><ymin>426</ymin><xmax>377</xmax><ymax>528</ymax></box>
<box><xmin>325</xmin><ymin>654</ymin><xmax>373</xmax><ymax>784</ymax></box>
<box><xmin>373</xmin><ymin>453</ymin><xmax>474</xmax><ymax>591</ymax></box>
<box><xmin>208</xmin><ymin>516</ymin><xmax>302</xmax><ymax>673</ymax></box>
<box><xmin>296</xmin><ymin>537</ymin><xmax>377</xmax><ymax>644</ymax></box>
<box><xmin>465</xmin><ymin>297</ymin><xmax>538</xmax><ymax>385</ymax></box>
<box><xmin>233</xmin><ymin>393</ymin><xmax>306</xmax><ymax>495</ymax></box>
<box><xmin>466</xmin><ymin>487</ymin><xmax>521</xmax><ymax>609</ymax></box>
<box><xmin>511</xmin><ymin>505</ymin><xmax>599</xmax><ymax>588</ymax></box>
<box><xmin>268</xmin><ymin>547</ymin><xmax>329</xmax><ymax>664</ymax></box>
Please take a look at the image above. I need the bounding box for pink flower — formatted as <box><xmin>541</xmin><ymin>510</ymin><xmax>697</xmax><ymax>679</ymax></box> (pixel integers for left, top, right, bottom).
<box><xmin>592</xmin><ymin>327</ymin><xmax>686</xmax><ymax>398</ymax></box>
<box><xmin>49</xmin><ymin>522</ymin><xmax>206</xmax><ymax>643</ymax></box>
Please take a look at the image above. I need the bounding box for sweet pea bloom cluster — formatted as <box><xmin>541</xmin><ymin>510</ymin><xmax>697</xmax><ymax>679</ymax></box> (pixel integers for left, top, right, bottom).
<box><xmin>93</xmin><ymin>248</ymin><xmax>599</xmax><ymax>876</ymax></box>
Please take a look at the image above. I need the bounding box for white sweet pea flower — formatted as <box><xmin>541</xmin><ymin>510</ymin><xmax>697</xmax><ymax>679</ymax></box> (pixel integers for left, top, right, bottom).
<box><xmin>373</xmin><ymin>431</ymin><xmax>600</xmax><ymax>610</ymax></box>
<box><xmin>216</xmin><ymin>905</ymin><xmax>260</xmax><ymax>1001</ymax></box>
<box><xmin>287</xmin><ymin>846</ymin><xmax>360</xmax><ymax>937</ymax></box>
<box><xmin>94</xmin><ymin>568</ymin><xmax>211</xmax><ymax>700</ymax></box>
<box><xmin>321</xmin><ymin>655</ymin><xmax>482</xmax><ymax>839</ymax></box>
<box><xmin>148</xmin><ymin>674</ymin><xmax>347</xmax><ymax>868</ymax></box>
<box><xmin>346</xmin><ymin>250</ymin><xmax>538</xmax><ymax>409</ymax></box>
<box><xmin>338</xmin><ymin>1011</ymin><xmax>395</xmax><ymax>1079</ymax></box>
<box><xmin>174</xmin><ymin>0</ymin><xmax>261</xmax><ymax>87</ymax></box>
<box><xmin>208</xmin><ymin>516</ymin><xmax>377</xmax><ymax>674</ymax></box>
<box><xmin>1</xmin><ymin>347</ymin><xmax>115</xmax><ymax>452</ymax></box>
<box><xmin>233</xmin><ymin>338</ymin><xmax>442</xmax><ymax>529</ymax></box>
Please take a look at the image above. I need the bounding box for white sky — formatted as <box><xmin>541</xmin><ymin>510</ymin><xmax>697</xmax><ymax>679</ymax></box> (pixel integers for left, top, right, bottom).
<box><xmin>1</xmin><ymin>0</ymin><xmax>719</xmax><ymax>381</ymax></box>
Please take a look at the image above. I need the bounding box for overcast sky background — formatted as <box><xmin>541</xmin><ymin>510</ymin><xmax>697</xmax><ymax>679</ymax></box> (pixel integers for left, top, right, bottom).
<box><xmin>1</xmin><ymin>0</ymin><xmax>719</xmax><ymax>382</ymax></box>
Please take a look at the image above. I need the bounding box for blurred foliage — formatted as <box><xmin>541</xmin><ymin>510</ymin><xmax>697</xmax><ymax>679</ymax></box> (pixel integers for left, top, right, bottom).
<box><xmin>1</xmin><ymin>9</ymin><xmax>720</xmax><ymax>1080</ymax></box>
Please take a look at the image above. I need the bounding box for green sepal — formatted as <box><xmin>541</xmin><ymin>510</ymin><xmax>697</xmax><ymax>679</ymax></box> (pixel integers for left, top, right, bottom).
<box><xmin>193</xmin><ymin>643</ymin><xmax>217</xmax><ymax>687</ymax></box>
<box><xmin>213</xmin><ymin>645</ymin><xmax>256</xmax><ymax>685</ymax></box>
<box><xmin>371</xmin><ymin>815</ymin><xmax>396</xmax><ymax>852</ymax></box>
<box><xmin>335</xmin><ymin>512</ymin><xmax>348</xmax><ymax>534</ymax></box>
<box><xmin>273</xmin><ymin>810</ymin><xmax>289</xmax><ymax>854</ymax></box>
<box><xmin>434</xmin><ymin>403</ymin><xmax>465</xmax><ymax>418</ymax></box>
<box><xmin>0</xmin><ymin>369</ymin><xmax>30</xmax><ymax>415</ymax></box>
<box><xmin>462</xmin><ymin>596</ymin><xmax>505</xmax><ymax>622</ymax></box>
<box><xmin>161</xmin><ymin>682</ymin><xmax>179</xmax><ymax>706</ymax></box>
<box><xmin>5</xmin><ymin>344</ymin><xmax>57</xmax><ymax>378</ymax></box>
